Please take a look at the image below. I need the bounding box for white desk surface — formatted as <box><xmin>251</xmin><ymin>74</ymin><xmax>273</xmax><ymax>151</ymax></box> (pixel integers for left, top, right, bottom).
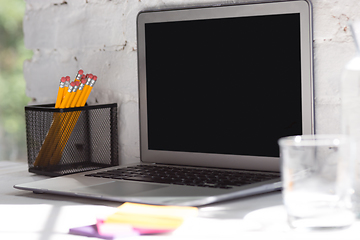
<box><xmin>1</xmin><ymin>161</ymin><xmax>359</xmax><ymax>240</ymax></box>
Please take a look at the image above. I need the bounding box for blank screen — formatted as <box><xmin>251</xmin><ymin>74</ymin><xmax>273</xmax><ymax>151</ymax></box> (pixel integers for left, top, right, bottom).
<box><xmin>145</xmin><ymin>13</ymin><xmax>302</xmax><ymax>158</ymax></box>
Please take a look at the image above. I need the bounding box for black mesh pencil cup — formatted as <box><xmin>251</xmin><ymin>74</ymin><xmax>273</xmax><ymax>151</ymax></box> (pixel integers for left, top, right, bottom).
<box><xmin>25</xmin><ymin>103</ymin><xmax>119</xmax><ymax>176</ymax></box>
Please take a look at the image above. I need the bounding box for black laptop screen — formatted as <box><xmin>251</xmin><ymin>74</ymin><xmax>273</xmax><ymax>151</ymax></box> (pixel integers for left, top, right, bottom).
<box><xmin>145</xmin><ymin>13</ymin><xmax>302</xmax><ymax>158</ymax></box>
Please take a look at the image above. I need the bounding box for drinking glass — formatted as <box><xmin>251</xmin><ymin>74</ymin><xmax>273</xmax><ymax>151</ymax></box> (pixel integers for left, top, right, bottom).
<box><xmin>278</xmin><ymin>135</ymin><xmax>356</xmax><ymax>229</ymax></box>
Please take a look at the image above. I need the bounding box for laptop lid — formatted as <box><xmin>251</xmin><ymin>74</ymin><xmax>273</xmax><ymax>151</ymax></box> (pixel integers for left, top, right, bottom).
<box><xmin>137</xmin><ymin>0</ymin><xmax>314</xmax><ymax>172</ymax></box>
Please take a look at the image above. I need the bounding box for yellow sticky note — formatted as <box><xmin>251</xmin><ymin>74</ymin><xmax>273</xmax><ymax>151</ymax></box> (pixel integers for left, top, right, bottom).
<box><xmin>104</xmin><ymin>202</ymin><xmax>198</xmax><ymax>229</ymax></box>
<box><xmin>117</xmin><ymin>202</ymin><xmax>198</xmax><ymax>217</ymax></box>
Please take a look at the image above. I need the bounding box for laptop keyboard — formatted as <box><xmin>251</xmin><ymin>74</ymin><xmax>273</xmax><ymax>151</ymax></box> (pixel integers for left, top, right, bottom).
<box><xmin>84</xmin><ymin>165</ymin><xmax>280</xmax><ymax>189</ymax></box>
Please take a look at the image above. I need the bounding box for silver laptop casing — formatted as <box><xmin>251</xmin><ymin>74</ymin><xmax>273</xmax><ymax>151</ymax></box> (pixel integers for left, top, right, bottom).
<box><xmin>15</xmin><ymin>0</ymin><xmax>313</xmax><ymax>206</ymax></box>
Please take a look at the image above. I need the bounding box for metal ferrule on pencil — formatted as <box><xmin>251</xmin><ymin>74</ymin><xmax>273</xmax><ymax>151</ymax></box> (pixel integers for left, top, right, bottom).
<box><xmin>72</xmin><ymin>85</ymin><xmax>79</xmax><ymax>92</ymax></box>
<box><xmin>67</xmin><ymin>85</ymin><xmax>74</xmax><ymax>93</ymax></box>
<box><xmin>75</xmin><ymin>73</ymin><xmax>82</xmax><ymax>81</ymax></box>
<box><xmin>64</xmin><ymin>81</ymin><xmax>70</xmax><ymax>88</ymax></box>
<box><xmin>85</xmin><ymin>77</ymin><xmax>92</xmax><ymax>85</ymax></box>
<box><xmin>78</xmin><ymin>83</ymin><xmax>85</xmax><ymax>91</ymax></box>
<box><xmin>89</xmin><ymin>79</ymin><xmax>96</xmax><ymax>87</ymax></box>
<box><xmin>59</xmin><ymin>82</ymin><xmax>65</xmax><ymax>88</ymax></box>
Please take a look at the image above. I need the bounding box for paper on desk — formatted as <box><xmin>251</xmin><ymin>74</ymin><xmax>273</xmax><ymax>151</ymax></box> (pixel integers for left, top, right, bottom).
<box><xmin>69</xmin><ymin>202</ymin><xmax>198</xmax><ymax>238</ymax></box>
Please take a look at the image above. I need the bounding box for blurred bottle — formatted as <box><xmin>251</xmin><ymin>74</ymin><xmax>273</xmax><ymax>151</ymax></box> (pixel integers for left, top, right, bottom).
<box><xmin>341</xmin><ymin>20</ymin><xmax>360</xmax><ymax>218</ymax></box>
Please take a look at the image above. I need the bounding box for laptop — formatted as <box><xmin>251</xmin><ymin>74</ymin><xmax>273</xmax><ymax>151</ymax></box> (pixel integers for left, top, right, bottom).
<box><xmin>14</xmin><ymin>0</ymin><xmax>314</xmax><ymax>206</ymax></box>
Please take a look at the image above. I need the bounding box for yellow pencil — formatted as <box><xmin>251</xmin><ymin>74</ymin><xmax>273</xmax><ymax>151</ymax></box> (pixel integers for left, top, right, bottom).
<box><xmin>55</xmin><ymin>77</ymin><xmax>66</xmax><ymax>108</ymax></box>
<box><xmin>76</xmin><ymin>74</ymin><xmax>93</xmax><ymax>107</ymax></box>
<box><xmin>50</xmin><ymin>75</ymin><xmax>99</xmax><ymax>165</ymax></box>
<box><xmin>65</xmin><ymin>81</ymin><xmax>80</xmax><ymax>108</ymax></box>
<box><xmin>60</xmin><ymin>82</ymin><xmax>76</xmax><ymax>109</ymax></box>
<box><xmin>39</xmin><ymin>82</ymin><xmax>76</xmax><ymax>165</ymax></box>
<box><xmin>34</xmin><ymin>76</ymin><xmax>68</xmax><ymax>166</ymax></box>
<box><xmin>47</xmin><ymin>70</ymin><xmax>84</xmax><ymax>164</ymax></box>
<box><xmin>74</xmin><ymin>69</ymin><xmax>84</xmax><ymax>82</ymax></box>
<box><xmin>81</xmin><ymin>75</ymin><xmax>97</xmax><ymax>106</ymax></box>
<box><xmin>50</xmin><ymin>110</ymin><xmax>81</xmax><ymax>165</ymax></box>
<box><xmin>71</xmin><ymin>78</ymin><xmax>87</xmax><ymax>108</ymax></box>
<box><xmin>34</xmin><ymin>70</ymin><xmax>86</xmax><ymax>167</ymax></box>
<box><xmin>79</xmin><ymin>74</ymin><xmax>86</xmax><ymax>84</ymax></box>
<box><xmin>47</xmin><ymin>72</ymin><xmax>83</xmax><ymax>165</ymax></box>
<box><xmin>63</xmin><ymin>76</ymin><xmax>70</xmax><ymax>99</ymax></box>
<box><xmin>33</xmin><ymin>112</ymin><xmax>63</xmax><ymax>167</ymax></box>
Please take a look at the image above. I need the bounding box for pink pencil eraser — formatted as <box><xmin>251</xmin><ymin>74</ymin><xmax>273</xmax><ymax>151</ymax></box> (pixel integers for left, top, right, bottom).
<box><xmin>81</xmin><ymin>79</ymin><xmax>87</xmax><ymax>84</ymax></box>
<box><xmin>61</xmin><ymin>77</ymin><xmax>66</xmax><ymax>82</ymax></box>
<box><xmin>93</xmin><ymin>76</ymin><xmax>97</xmax><ymax>81</ymax></box>
<box><xmin>78</xmin><ymin>69</ymin><xmax>84</xmax><ymax>75</ymax></box>
<box><xmin>66</xmin><ymin>76</ymin><xmax>70</xmax><ymax>81</ymax></box>
<box><xmin>70</xmin><ymin>82</ymin><xmax>76</xmax><ymax>87</ymax></box>
<box><xmin>75</xmin><ymin>81</ymin><xmax>80</xmax><ymax>86</ymax></box>
<box><xmin>88</xmin><ymin>74</ymin><xmax>93</xmax><ymax>78</ymax></box>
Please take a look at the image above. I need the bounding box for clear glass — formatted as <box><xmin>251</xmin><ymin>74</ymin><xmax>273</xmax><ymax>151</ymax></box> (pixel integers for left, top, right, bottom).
<box><xmin>341</xmin><ymin>20</ymin><xmax>360</xmax><ymax>217</ymax></box>
<box><xmin>278</xmin><ymin>135</ymin><xmax>356</xmax><ymax>229</ymax></box>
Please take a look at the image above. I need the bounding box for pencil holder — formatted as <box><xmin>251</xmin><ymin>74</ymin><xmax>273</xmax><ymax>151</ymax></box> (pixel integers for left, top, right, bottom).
<box><xmin>25</xmin><ymin>103</ymin><xmax>119</xmax><ymax>176</ymax></box>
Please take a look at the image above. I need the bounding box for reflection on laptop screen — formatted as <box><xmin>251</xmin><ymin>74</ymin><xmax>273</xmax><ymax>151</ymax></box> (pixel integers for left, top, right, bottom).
<box><xmin>145</xmin><ymin>13</ymin><xmax>302</xmax><ymax>158</ymax></box>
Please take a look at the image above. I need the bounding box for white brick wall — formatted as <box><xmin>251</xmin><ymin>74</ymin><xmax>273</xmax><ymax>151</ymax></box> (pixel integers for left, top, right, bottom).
<box><xmin>23</xmin><ymin>0</ymin><xmax>360</xmax><ymax>165</ymax></box>
<box><xmin>312</xmin><ymin>0</ymin><xmax>360</xmax><ymax>134</ymax></box>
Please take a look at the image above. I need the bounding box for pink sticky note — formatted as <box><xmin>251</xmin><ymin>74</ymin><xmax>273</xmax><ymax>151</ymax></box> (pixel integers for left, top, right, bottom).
<box><xmin>96</xmin><ymin>218</ymin><xmax>174</xmax><ymax>236</ymax></box>
<box><xmin>69</xmin><ymin>224</ymin><xmax>113</xmax><ymax>240</ymax></box>
<box><xmin>96</xmin><ymin>218</ymin><xmax>139</xmax><ymax>237</ymax></box>
<box><xmin>133</xmin><ymin>227</ymin><xmax>174</xmax><ymax>235</ymax></box>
